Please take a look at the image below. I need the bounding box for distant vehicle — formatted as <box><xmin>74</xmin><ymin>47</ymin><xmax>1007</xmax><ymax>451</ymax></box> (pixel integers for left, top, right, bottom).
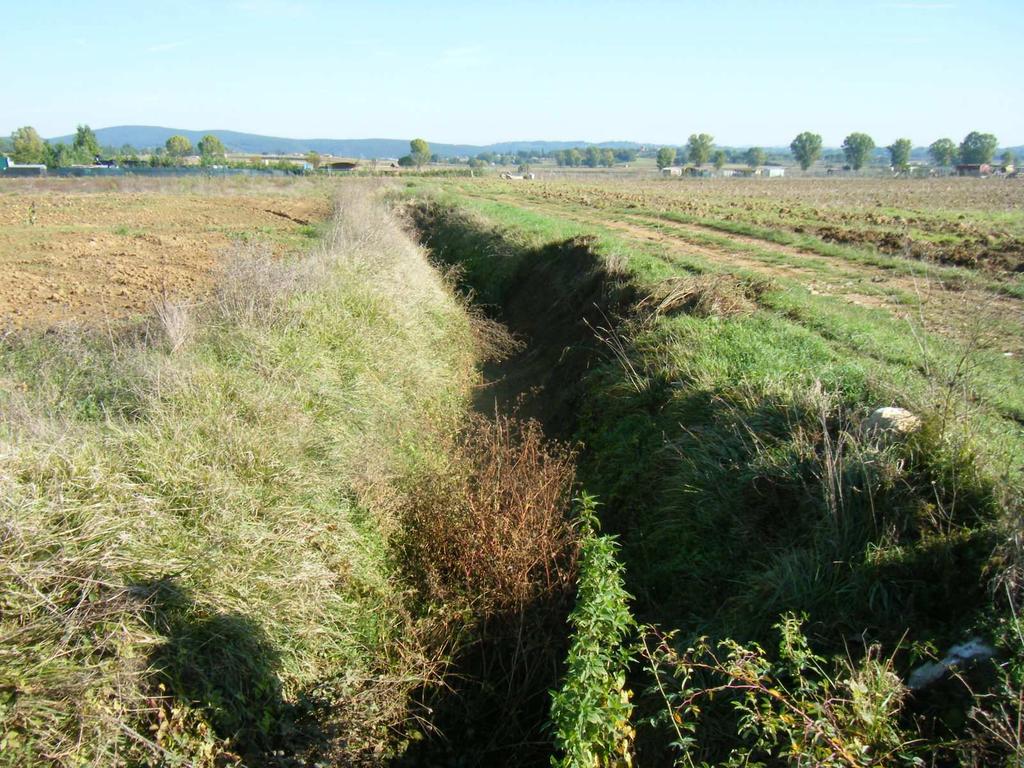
<box><xmin>0</xmin><ymin>155</ymin><xmax>47</xmax><ymax>176</ymax></box>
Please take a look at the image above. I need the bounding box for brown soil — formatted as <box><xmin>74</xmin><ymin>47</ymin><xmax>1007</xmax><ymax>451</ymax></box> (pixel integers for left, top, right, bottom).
<box><xmin>0</xmin><ymin>187</ymin><xmax>330</xmax><ymax>329</ymax></box>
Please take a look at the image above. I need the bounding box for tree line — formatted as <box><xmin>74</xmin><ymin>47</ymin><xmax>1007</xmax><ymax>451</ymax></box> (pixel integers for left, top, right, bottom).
<box><xmin>6</xmin><ymin>127</ymin><xmax>1013</xmax><ymax>173</ymax></box>
<box><xmin>655</xmin><ymin>130</ymin><xmax>1011</xmax><ymax>172</ymax></box>
<box><xmin>788</xmin><ymin>130</ymin><xmax>1008</xmax><ymax>171</ymax></box>
<box><xmin>4</xmin><ymin>125</ymin><xmax>233</xmax><ymax>168</ymax></box>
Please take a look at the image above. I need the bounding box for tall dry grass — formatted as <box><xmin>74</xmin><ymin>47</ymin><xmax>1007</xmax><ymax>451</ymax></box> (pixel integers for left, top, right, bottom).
<box><xmin>0</xmin><ymin>182</ymin><xmax>480</xmax><ymax>765</ymax></box>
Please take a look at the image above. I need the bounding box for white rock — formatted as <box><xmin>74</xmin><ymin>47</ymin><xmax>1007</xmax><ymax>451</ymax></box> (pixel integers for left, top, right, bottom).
<box><xmin>863</xmin><ymin>407</ymin><xmax>920</xmax><ymax>438</ymax></box>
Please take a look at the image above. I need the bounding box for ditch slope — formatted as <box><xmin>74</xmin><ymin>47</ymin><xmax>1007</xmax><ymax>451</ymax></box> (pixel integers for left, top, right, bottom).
<box><xmin>409</xmin><ymin>189</ymin><xmax>1024</xmax><ymax>766</ymax></box>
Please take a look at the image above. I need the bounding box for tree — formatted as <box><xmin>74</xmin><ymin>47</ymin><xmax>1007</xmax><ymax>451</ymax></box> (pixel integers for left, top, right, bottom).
<box><xmin>614</xmin><ymin>148</ymin><xmax>637</xmax><ymax>163</ymax></box>
<box><xmin>73</xmin><ymin>125</ymin><xmax>100</xmax><ymax>158</ymax></box>
<box><xmin>928</xmin><ymin>138</ymin><xmax>957</xmax><ymax>167</ymax></box>
<box><xmin>566</xmin><ymin>148</ymin><xmax>583</xmax><ymax>167</ymax></box>
<box><xmin>745</xmin><ymin>146</ymin><xmax>766</xmax><ymax>169</ymax></box>
<box><xmin>841</xmin><ymin>132</ymin><xmax>875</xmax><ymax>170</ymax></box>
<box><xmin>888</xmin><ymin>138</ymin><xmax>912</xmax><ymax>172</ymax></box>
<box><xmin>687</xmin><ymin>133</ymin><xmax>714</xmax><ymax>166</ymax></box>
<box><xmin>790</xmin><ymin>132</ymin><xmax>822</xmax><ymax>171</ymax></box>
<box><xmin>712</xmin><ymin>150</ymin><xmax>727</xmax><ymax>170</ymax></box>
<box><xmin>958</xmin><ymin>132</ymin><xmax>998</xmax><ymax>164</ymax></box>
<box><xmin>410</xmin><ymin>138</ymin><xmax>430</xmax><ymax>169</ymax></box>
<box><xmin>656</xmin><ymin>147</ymin><xmax>676</xmax><ymax>169</ymax></box>
<box><xmin>198</xmin><ymin>134</ymin><xmax>226</xmax><ymax>161</ymax></box>
<box><xmin>584</xmin><ymin>146</ymin><xmax>601</xmax><ymax>168</ymax></box>
<box><xmin>601</xmin><ymin>148</ymin><xmax>616</xmax><ymax>167</ymax></box>
<box><xmin>1002</xmin><ymin>149</ymin><xmax>1017</xmax><ymax>168</ymax></box>
<box><xmin>47</xmin><ymin>142</ymin><xmax>80</xmax><ymax>168</ymax></box>
<box><xmin>165</xmin><ymin>135</ymin><xmax>192</xmax><ymax>158</ymax></box>
<box><xmin>304</xmin><ymin>151</ymin><xmax>321</xmax><ymax>169</ymax></box>
<box><xmin>10</xmin><ymin>126</ymin><xmax>47</xmax><ymax>164</ymax></box>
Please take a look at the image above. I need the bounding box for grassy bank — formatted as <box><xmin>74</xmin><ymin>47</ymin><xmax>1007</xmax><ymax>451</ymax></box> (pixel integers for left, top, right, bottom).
<box><xmin>0</xmin><ymin>186</ymin><xmax>479</xmax><ymax>764</ymax></box>
<box><xmin>407</xmin><ymin>184</ymin><xmax>1024</xmax><ymax>765</ymax></box>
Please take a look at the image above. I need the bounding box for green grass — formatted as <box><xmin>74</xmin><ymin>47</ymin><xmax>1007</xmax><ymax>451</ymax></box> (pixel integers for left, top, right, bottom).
<box><xmin>407</xmin><ymin>182</ymin><xmax>1024</xmax><ymax>763</ymax></box>
<box><xmin>0</xmin><ymin>188</ymin><xmax>477</xmax><ymax>765</ymax></box>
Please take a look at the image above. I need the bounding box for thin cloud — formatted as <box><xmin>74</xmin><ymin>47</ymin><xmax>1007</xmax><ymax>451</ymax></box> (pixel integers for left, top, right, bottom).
<box><xmin>147</xmin><ymin>41</ymin><xmax>187</xmax><ymax>53</ymax></box>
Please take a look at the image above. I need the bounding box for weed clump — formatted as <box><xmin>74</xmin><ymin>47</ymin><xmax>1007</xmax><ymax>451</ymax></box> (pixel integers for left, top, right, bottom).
<box><xmin>638</xmin><ymin>273</ymin><xmax>775</xmax><ymax>318</ymax></box>
<box><xmin>399</xmin><ymin>413</ymin><xmax>578</xmax><ymax>617</ymax></box>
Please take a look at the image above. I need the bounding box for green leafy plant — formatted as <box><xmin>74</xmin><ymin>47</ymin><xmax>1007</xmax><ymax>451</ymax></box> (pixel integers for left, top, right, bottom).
<box><xmin>642</xmin><ymin>615</ymin><xmax>923</xmax><ymax>767</ymax></box>
<box><xmin>550</xmin><ymin>494</ymin><xmax>637</xmax><ymax>767</ymax></box>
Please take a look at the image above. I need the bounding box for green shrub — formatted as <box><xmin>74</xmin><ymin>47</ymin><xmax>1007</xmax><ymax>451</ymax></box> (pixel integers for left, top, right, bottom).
<box><xmin>550</xmin><ymin>494</ymin><xmax>636</xmax><ymax>767</ymax></box>
<box><xmin>643</xmin><ymin>614</ymin><xmax>921</xmax><ymax>767</ymax></box>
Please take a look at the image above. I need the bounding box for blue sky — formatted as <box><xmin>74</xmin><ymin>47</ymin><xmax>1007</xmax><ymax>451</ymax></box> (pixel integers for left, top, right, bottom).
<box><xmin>3</xmin><ymin>0</ymin><xmax>1021</xmax><ymax>146</ymax></box>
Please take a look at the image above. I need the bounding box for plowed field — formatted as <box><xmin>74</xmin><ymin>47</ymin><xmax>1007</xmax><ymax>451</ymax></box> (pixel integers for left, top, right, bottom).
<box><xmin>0</xmin><ymin>179</ymin><xmax>330</xmax><ymax>328</ymax></box>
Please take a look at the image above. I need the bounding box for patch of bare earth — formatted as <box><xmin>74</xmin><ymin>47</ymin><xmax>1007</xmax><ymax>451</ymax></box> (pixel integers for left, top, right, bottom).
<box><xmin>0</xmin><ymin>188</ymin><xmax>330</xmax><ymax>329</ymax></box>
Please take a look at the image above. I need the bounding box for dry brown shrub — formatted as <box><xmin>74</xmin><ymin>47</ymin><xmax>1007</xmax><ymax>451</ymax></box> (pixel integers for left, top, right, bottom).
<box><xmin>152</xmin><ymin>295</ymin><xmax>193</xmax><ymax>353</ymax></box>
<box><xmin>638</xmin><ymin>273</ymin><xmax>775</xmax><ymax>318</ymax></box>
<box><xmin>468</xmin><ymin>312</ymin><xmax>523</xmax><ymax>363</ymax></box>
<box><xmin>400</xmin><ymin>414</ymin><xmax>578</xmax><ymax>616</ymax></box>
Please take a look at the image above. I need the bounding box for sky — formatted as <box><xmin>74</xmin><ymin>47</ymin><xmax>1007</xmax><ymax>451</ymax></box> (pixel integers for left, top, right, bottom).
<box><xmin>2</xmin><ymin>0</ymin><xmax>1022</xmax><ymax>147</ymax></box>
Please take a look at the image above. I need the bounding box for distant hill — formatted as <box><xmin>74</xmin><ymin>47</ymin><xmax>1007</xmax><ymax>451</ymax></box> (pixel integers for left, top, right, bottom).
<box><xmin>43</xmin><ymin>126</ymin><xmax>1024</xmax><ymax>162</ymax></box>
<box><xmin>47</xmin><ymin>126</ymin><xmax>644</xmax><ymax>158</ymax></box>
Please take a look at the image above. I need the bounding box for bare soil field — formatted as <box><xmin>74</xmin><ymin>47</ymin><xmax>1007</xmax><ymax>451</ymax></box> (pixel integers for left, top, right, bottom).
<box><xmin>0</xmin><ymin>177</ymin><xmax>331</xmax><ymax>328</ymax></box>
<box><xmin>474</xmin><ymin>176</ymin><xmax>1024</xmax><ymax>272</ymax></box>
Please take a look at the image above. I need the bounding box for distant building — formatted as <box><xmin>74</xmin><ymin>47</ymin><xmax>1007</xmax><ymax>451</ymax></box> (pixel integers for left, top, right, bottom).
<box><xmin>321</xmin><ymin>159</ymin><xmax>359</xmax><ymax>171</ymax></box>
<box><xmin>955</xmin><ymin>163</ymin><xmax>992</xmax><ymax>177</ymax></box>
<box><xmin>661</xmin><ymin>166</ymin><xmax>683</xmax><ymax>176</ymax></box>
<box><xmin>760</xmin><ymin>166</ymin><xmax>785</xmax><ymax>178</ymax></box>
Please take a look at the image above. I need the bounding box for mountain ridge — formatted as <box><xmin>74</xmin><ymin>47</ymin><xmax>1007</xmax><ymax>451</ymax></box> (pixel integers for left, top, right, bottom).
<box><xmin>46</xmin><ymin>125</ymin><xmax>645</xmax><ymax>158</ymax></box>
<box><xmin>44</xmin><ymin>126</ymin><xmax>1024</xmax><ymax>161</ymax></box>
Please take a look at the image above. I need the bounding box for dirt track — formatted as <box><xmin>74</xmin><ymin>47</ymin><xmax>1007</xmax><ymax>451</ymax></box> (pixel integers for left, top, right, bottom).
<box><xmin>0</xmin><ymin>185</ymin><xmax>330</xmax><ymax>329</ymax></box>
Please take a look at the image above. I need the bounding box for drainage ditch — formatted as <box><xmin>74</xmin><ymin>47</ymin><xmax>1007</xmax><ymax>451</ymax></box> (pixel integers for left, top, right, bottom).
<box><xmin>395</xmin><ymin>201</ymin><xmax>637</xmax><ymax>766</ymax></box>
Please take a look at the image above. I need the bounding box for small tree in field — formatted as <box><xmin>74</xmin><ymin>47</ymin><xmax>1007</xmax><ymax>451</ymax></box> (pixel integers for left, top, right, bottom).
<box><xmin>198</xmin><ymin>134</ymin><xmax>226</xmax><ymax>162</ymax></box>
<box><xmin>10</xmin><ymin>126</ymin><xmax>47</xmax><ymax>164</ymax></box>
<box><xmin>928</xmin><ymin>138</ymin><xmax>957</xmax><ymax>166</ymax></box>
<box><xmin>790</xmin><ymin>132</ymin><xmax>822</xmax><ymax>170</ymax></box>
<box><xmin>958</xmin><ymin>132</ymin><xmax>997</xmax><ymax>164</ymax></box>
<box><xmin>656</xmin><ymin>147</ymin><xmax>676</xmax><ymax>169</ymax></box>
<box><xmin>305</xmin><ymin>151</ymin><xmax>321</xmax><ymax>169</ymax></box>
<box><xmin>842</xmin><ymin>132</ymin><xmax>875</xmax><ymax>170</ymax></box>
<box><xmin>745</xmin><ymin>146</ymin><xmax>766</xmax><ymax>169</ymax></box>
<box><xmin>410</xmin><ymin>138</ymin><xmax>430</xmax><ymax>169</ymax></box>
<box><xmin>166</xmin><ymin>135</ymin><xmax>192</xmax><ymax>158</ymax></box>
<box><xmin>1002</xmin><ymin>149</ymin><xmax>1016</xmax><ymax>168</ymax></box>
<box><xmin>73</xmin><ymin>125</ymin><xmax>101</xmax><ymax>158</ymax></box>
<box><xmin>888</xmin><ymin>138</ymin><xmax>912</xmax><ymax>172</ymax></box>
<box><xmin>687</xmin><ymin>133</ymin><xmax>714</xmax><ymax>166</ymax></box>
<box><xmin>712</xmin><ymin>150</ymin><xmax>727</xmax><ymax>170</ymax></box>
